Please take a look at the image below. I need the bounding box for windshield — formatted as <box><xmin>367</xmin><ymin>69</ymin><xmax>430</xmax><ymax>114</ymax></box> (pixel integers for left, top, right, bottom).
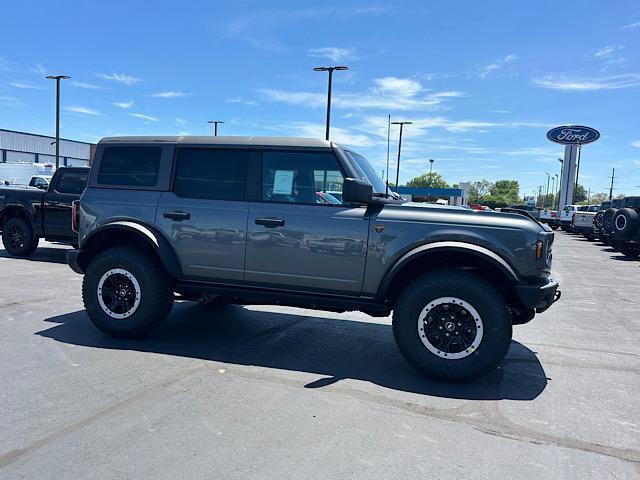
<box><xmin>343</xmin><ymin>150</ymin><xmax>387</xmax><ymax>194</ymax></box>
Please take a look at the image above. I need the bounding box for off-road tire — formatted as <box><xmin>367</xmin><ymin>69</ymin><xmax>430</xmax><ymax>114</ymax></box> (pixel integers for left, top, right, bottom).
<box><xmin>393</xmin><ymin>270</ymin><xmax>512</xmax><ymax>382</ymax></box>
<box><xmin>617</xmin><ymin>240</ymin><xmax>640</xmax><ymax>258</ymax></box>
<box><xmin>1</xmin><ymin>217</ymin><xmax>38</xmax><ymax>256</ymax></box>
<box><xmin>82</xmin><ymin>247</ymin><xmax>174</xmax><ymax>338</ymax></box>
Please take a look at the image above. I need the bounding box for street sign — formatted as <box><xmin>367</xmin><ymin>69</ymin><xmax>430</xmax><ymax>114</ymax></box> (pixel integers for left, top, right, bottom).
<box><xmin>546</xmin><ymin>125</ymin><xmax>600</xmax><ymax>145</ymax></box>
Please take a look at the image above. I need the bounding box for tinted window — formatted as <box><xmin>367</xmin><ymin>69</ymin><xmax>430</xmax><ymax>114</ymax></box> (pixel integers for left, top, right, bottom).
<box><xmin>97</xmin><ymin>147</ymin><xmax>161</xmax><ymax>186</ymax></box>
<box><xmin>174</xmin><ymin>148</ymin><xmax>248</xmax><ymax>201</ymax></box>
<box><xmin>55</xmin><ymin>171</ymin><xmax>88</xmax><ymax>194</ymax></box>
<box><xmin>261</xmin><ymin>151</ymin><xmax>344</xmax><ymax>205</ymax></box>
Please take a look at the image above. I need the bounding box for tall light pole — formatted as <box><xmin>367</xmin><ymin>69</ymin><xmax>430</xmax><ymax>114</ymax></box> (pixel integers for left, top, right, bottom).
<box><xmin>557</xmin><ymin>158</ymin><xmax>563</xmax><ymax>210</ymax></box>
<box><xmin>46</xmin><ymin>75</ymin><xmax>70</xmax><ymax>169</ymax></box>
<box><xmin>551</xmin><ymin>174</ymin><xmax>557</xmax><ymax>210</ymax></box>
<box><xmin>545</xmin><ymin>172</ymin><xmax>551</xmax><ymax>209</ymax></box>
<box><xmin>428</xmin><ymin>158</ymin><xmax>435</xmax><ymax>195</ymax></box>
<box><xmin>391</xmin><ymin>121</ymin><xmax>412</xmax><ymax>190</ymax></box>
<box><xmin>207</xmin><ymin>120</ymin><xmax>224</xmax><ymax>136</ymax></box>
<box><xmin>313</xmin><ymin>65</ymin><xmax>348</xmax><ymax>140</ymax></box>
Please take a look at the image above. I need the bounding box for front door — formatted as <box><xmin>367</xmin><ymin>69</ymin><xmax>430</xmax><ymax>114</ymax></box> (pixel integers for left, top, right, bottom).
<box><xmin>245</xmin><ymin>150</ymin><xmax>370</xmax><ymax>294</ymax></box>
<box><xmin>154</xmin><ymin>147</ymin><xmax>249</xmax><ymax>281</ymax></box>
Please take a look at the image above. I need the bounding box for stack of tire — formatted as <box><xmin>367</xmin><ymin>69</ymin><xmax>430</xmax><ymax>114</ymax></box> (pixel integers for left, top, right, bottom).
<box><xmin>593</xmin><ymin>211</ymin><xmax>605</xmax><ymax>240</ymax></box>
<box><xmin>613</xmin><ymin>208</ymin><xmax>640</xmax><ymax>257</ymax></box>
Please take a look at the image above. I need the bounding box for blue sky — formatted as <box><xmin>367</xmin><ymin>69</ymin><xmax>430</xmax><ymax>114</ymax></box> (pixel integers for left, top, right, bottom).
<box><xmin>2</xmin><ymin>0</ymin><xmax>640</xmax><ymax>198</ymax></box>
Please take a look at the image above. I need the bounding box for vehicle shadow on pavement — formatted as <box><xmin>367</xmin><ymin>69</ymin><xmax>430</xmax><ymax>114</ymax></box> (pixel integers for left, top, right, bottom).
<box><xmin>0</xmin><ymin>246</ymin><xmax>68</xmax><ymax>264</ymax></box>
<box><xmin>38</xmin><ymin>303</ymin><xmax>548</xmax><ymax>402</ymax></box>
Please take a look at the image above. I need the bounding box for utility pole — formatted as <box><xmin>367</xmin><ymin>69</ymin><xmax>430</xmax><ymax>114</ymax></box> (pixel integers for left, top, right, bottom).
<box><xmin>385</xmin><ymin>114</ymin><xmax>391</xmax><ymax>196</ymax></box>
<box><xmin>313</xmin><ymin>65</ymin><xmax>349</xmax><ymax>140</ymax></box>
<box><xmin>391</xmin><ymin>121</ymin><xmax>413</xmax><ymax>191</ymax></box>
<box><xmin>554</xmin><ymin>174</ymin><xmax>559</xmax><ymax>210</ymax></box>
<box><xmin>46</xmin><ymin>74</ymin><xmax>70</xmax><ymax>169</ymax></box>
<box><xmin>207</xmin><ymin>120</ymin><xmax>224</xmax><ymax>136</ymax></box>
<box><xmin>609</xmin><ymin>168</ymin><xmax>615</xmax><ymax>200</ymax></box>
<box><xmin>545</xmin><ymin>172</ymin><xmax>551</xmax><ymax>209</ymax></box>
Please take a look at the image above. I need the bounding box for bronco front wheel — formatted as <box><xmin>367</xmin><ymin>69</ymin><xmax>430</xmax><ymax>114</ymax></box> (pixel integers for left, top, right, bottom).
<box><xmin>393</xmin><ymin>270</ymin><xmax>512</xmax><ymax>382</ymax></box>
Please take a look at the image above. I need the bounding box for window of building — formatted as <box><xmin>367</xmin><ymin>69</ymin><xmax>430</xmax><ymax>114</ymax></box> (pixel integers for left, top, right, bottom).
<box><xmin>173</xmin><ymin>148</ymin><xmax>249</xmax><ymax>201</ymax></box>
<box><xmin>97</xmin><ymin>147</ymin><xmax>161</xmax><ymax>187</ymax></box>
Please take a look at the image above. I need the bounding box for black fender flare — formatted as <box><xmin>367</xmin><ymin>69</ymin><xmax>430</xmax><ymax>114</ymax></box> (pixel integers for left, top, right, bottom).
<box><xmin>378</xmin><ymin>241</ymin><xmax>520</xmax><ymax>296</ymax></box>
<box><xmin>0</xmin><ymin>203</ymin><xmax>35</xmax><ymax>228</ymax></box>
<box><xmin>80</xmin><ymin>220</ymin><xmax>182</xmax><ymax>278</ymax></box>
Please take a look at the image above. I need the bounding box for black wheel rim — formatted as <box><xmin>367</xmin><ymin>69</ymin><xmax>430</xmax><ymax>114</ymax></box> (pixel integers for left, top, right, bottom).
<box><xmin>422</xmin><ymin>302</ymin><xmax>479</xmax><ymax>355</ymax></box>
<box><xmin>100</xmin><ymin>273</ymin><xmax>138</xmax><ymax>315</ymax></box>
<box><xmin>6</xmin><ymin>224</ymin><xmax>26</xmax><ymax>250</ymax></box>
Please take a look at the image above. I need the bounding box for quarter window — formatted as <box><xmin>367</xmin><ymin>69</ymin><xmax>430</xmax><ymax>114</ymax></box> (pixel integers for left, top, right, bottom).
<box><xmin>173</xmin><ymin>148</ymin><xmax>248</xmax><ymax>201</ymax></box>
<box><xmin>261</xmin><ymin>151</ymin><xmax>344</xmax><ymax>205</ymax></box>
<box><xmin>97</xmin><ymin>147</ymin><xmax>161</xmax><ymax>187</ymax></box>
<box><xmin>55</xmin><ymin>171</ymin><xmax>88</xmax><ymax>194</ymax></box>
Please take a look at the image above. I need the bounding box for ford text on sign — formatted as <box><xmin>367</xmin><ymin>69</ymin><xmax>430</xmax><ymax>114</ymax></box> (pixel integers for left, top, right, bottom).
<box><xmin>546</xmin><ymin>125</ymin><xmax>600</xmax><ymax>145</ymax></box>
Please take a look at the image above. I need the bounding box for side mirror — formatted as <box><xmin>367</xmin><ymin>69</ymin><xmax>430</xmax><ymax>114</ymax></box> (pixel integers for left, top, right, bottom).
<box><xmin>342</xmin><ymin>178</ymin><xmax>372</xmax><ymax>205</ymax></box>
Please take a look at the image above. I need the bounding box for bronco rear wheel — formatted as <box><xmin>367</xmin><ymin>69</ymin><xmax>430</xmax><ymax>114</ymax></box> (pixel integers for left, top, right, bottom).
<box><xmin>393</xmin><ymin>270</ymin><xmax>512</xmax><ymax>382</ymax></box>
<box><xmin>83</xmin><ymin>247</ymin><xmax>174</xmax><ymax>338</ymax></box>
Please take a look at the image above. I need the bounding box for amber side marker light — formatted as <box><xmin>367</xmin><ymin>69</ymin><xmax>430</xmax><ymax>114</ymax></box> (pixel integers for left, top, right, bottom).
<box><xmin>536</xmin><ymin>240</ymin><xmax>544</xmax><ymax>259</ymax></box>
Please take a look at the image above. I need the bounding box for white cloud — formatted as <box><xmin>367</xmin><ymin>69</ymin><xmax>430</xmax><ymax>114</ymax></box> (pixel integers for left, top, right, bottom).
<box><xmin>73</xmin><ymin>81</ymin><xmax>106</xmax><ymax>90</ymax></box>
<box><xmin>0</xmin><ymin>96</ymin><xmax>26</xmax><ymax>107</ymax></box>
<box><xmin>631</xmin><ymin>140</ymin><xmax>640</xmax><ymax>148</ymax></box>
<box><xmin>490</xmin><ymin>110</ymin><xmax>512</xmax><ymax>114</ymax></box>
<box><xmin>176</xmin><ymin>117</ymin><xmax>187</xmax><ymax>125</ymax></box>
<box><xmin>258</xmin><ymin>76</ymin><xmax>464</xmax><ymax>111</ymax></box>
<box><xmin>96</xmin><ymin>72</ymin><xmax>142</xmax><ymax>85</ymax></box>
<box><xmin>226</xmin><ymin>96</ymin><xmax>258</xmax><ymax>106</ymax></box>
<box><xmin>595</xmin><ymin>45</ymin><xmax>624</xmax><ymax>58</ymax></box>
<box><xmin>131</xmin><ymin>113</ymin><xmax>159</xmax><ymax>122</ymax></box>
<box><xmin>308</xmin><ymin>47</ymin><xmax>358</xmax><ymax>63</ymax></box>
<box><xmin>622</xmin><ymin>21</ymin><xmax>640</xmax><ymax>29</ymax></box>
<box><xmin>533</xmin><ymin>74</ymin><xmax>640</xmax><ymax>91</ymax></box>
<box><xmin>10</xmin><ymin>82</ymin><xmax>46</xmax><ymax>90</ymax></box>
<box><xmin>288</xmin><ymin>122</ymin><xmax>373</xmax><ymax>147</ymax></box>
<box><xmin>66</xmin><ymin>105</ymin><xmax>101</xmax><ymax>116</ymax></box>
<box><xmin>31</xmin><ymin>63</ymin><xmax>46</xmax><ymax>75</ymax></box>
<box><xmin>113</xmin><ymin>100</ymin><xmax>134</xmax><ymax>109</ymax></box>
<box><xmin>478</xmin><ymin>54</ymin><xmax>518</xmax><ymax>78</ymax></box>
<box><xmin>150</xmin><ymin>91</ymin><xmax>191</xmax><ymax>98</ymax></box>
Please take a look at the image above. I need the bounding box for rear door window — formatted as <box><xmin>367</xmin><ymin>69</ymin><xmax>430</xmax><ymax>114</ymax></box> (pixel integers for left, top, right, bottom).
<box><xmin>173</xmin><ymin>148</ymin><xmax>249</xmax><ymax>201</ymax></box>
<box><xmin>97</xmin><ymin>147</ymin><xmax>162</xmax><ymax>187</ymax></box>
<box><xmin>54</xmin><ymin>171</ymin><xmax>88</xmax><ymax>194</ymax></box>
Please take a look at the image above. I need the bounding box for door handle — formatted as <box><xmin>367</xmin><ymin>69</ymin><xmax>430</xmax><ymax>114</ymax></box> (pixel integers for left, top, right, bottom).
<box><xmin>255</xmin><ymin>217</ymin><xmax>285</xmax><ymax>228</ymax></box>
<box><xmin>163</xmin><ymin>211</ymin><xmax>191</xmax><ymax>221</ymax></box>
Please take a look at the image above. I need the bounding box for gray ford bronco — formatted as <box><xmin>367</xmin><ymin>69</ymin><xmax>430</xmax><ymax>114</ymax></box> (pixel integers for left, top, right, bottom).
<box><xmin>67</xmin><ymin>136</ymin><xmax>560</xmax><ymax>382</ymax></box>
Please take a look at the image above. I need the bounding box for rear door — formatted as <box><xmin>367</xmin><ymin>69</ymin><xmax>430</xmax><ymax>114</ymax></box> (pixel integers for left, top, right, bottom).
<box><xmin>155</xmin><ymin>147</ymin><xmax>250</xmax><ymax>281</ymax></box>
<box><xmin>42</xmin><ymin>169</ymin><xmax>88</xmax><ymax>238</ymax></box>
<box><xmin>244</xmin><ymin>150</ymin><xmax>369</xmax><ymax>294</ymax></box>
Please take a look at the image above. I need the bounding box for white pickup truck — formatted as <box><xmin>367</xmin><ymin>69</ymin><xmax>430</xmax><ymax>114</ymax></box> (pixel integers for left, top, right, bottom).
<box><xmin>559</xmin><ymin>205</ymin><xmax>590</xmax><ymax>231</ymax></box>
<box><xmin>572</xmin><ymin>205</ymin><xmax>602</xmax><ymax>240</ymax></box>
<box><xmin>539</xmin><ymin>209</ymin><xmax>559</xmax><ymax>229</ymax></box>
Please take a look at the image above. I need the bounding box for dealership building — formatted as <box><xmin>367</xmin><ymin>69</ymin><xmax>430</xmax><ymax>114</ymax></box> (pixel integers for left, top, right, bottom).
<box><xmin>0</xmin><ymin>129</ymin><xmax>94</xmax><ymax>167</ymax></box>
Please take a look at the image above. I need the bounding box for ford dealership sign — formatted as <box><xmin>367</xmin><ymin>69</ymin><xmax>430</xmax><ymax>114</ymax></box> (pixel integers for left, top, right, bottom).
<box><xmin>546</xmin><ymin>125</ymin><xmax>600</xmax><ymax>145</ymax></box>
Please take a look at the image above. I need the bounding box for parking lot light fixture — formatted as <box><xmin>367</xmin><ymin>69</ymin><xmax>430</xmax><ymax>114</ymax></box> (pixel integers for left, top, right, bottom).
<box><xmin>46</xmin><ymin>75</ymin><xmax>70</xmax><ymax>169</ymax></box>
<box><xmin>313</xmin><ymin>66</ymin><xmax>349</xmax><ymax>141</ymax></box>
<box><xmin>391</xmin><ymin>121</ymin><xmax>413</xmax><ymax>191</ymax></box>
<box><xmin>207</xmin><ymin>120</ymin><xmax>224</xmax><ymax>136</ymax></box>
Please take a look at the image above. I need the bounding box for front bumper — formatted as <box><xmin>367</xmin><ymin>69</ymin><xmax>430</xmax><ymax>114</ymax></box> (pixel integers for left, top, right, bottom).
<box><xmin>515</xmin><ymin>278</ymin><xmax>561</xmax><ymax>313</ymax></box>
<box><xmin>66</xmin><ymin>249</ymin><xmax>85</xmax><ymax>274</ymax></box>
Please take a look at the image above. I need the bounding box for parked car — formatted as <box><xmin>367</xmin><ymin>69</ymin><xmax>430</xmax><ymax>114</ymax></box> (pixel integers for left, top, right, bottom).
<box><xmin>507</xmin><ymin>204</ymin><xmax>540</xmax><ymax>219</ymax></box>
<box><xmin>539</xmin><ymin>208</ymin><xmax>559</xmax><ymax>229</ymax></box>
<box><xmin>572</xmin><ymin>205</ymin><xmax>601</xmax><ymax>240</ymax></box>
<box><xmin>611</xmin><ymin>196</ymin><xmax>640</xmax><ymax>257</ymax></box>
<box><xmin>0</xmin><ymin>167</ymin><xmax>89</xmax><ymax>256</ymax></box>
<box><xmin>28</xmin><ymin>175</ymin><xmax>53</xmax><ymax>189</ymax></box>
<box><xmin>593</xmin><ymin>201</ymin><xmax>611</xmax><ymax>240</ymax></box>
<box><xmin>559</xmin><ymin>204</ymin><xmax>586</xmax><ymax>231</ymax></box>
<box><xmin>67</xmin><ymin>136</ymin><xmax>560</xmax><ymax>382</ymax></box>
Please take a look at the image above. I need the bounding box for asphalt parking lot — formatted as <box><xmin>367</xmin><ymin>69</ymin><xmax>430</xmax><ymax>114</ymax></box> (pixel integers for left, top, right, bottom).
<box><xmin>0</xmin><ymin>232</ymin><xmax>638</xmax><ymax>479</ymax></box>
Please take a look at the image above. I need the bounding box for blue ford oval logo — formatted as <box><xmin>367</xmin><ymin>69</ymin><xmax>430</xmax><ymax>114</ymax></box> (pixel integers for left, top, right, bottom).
<box><xmin>546</xmin><ymin>125</ymin><xmax>600</xmax><ymax>145</ymax></box>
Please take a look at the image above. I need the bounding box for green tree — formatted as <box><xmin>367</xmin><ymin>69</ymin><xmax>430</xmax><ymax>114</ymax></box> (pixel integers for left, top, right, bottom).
<box><xmin>589</xmin><ymin>192</ymin><xmax>609</xmax><ymax>204</ymax></box>
<box><xmin>405</xmin><ymin>171</ymin><xmax>450</xmax><ymax>188</ymax></box>
<box><xmin>574</xmin><ymin>184</ymin><xmax>588</xmax><ymax>203</ymax></box>
<box><xmin>469</xmin><ymin>180</ymin><xmax>493</xmax><ymax>203</ymax></box>
<box><xmin>490</xmin><ymin>180</ymin><xmax>520</xmax><ymax>205</ymax></box>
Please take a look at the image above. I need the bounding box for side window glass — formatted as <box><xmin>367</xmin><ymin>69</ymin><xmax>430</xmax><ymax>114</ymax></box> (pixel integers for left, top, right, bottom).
<box><xmin>55</xmin><ymin>171</ymin><xmax>88</xmax><ymax>195</ymax></box>
<box><xmin>97</xmin><ymin>147</ymin><xmax>161</xmax><ymax>187</ymax></box>
<box><xmin>173</xmin><ymin>148</ymin><xmax>248</xmax><ymax>201</ymax></box>
<box><xmin>261</xmin><ymin>151</ymin><xmax>344</xmax><ymax>205</ymax></box>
